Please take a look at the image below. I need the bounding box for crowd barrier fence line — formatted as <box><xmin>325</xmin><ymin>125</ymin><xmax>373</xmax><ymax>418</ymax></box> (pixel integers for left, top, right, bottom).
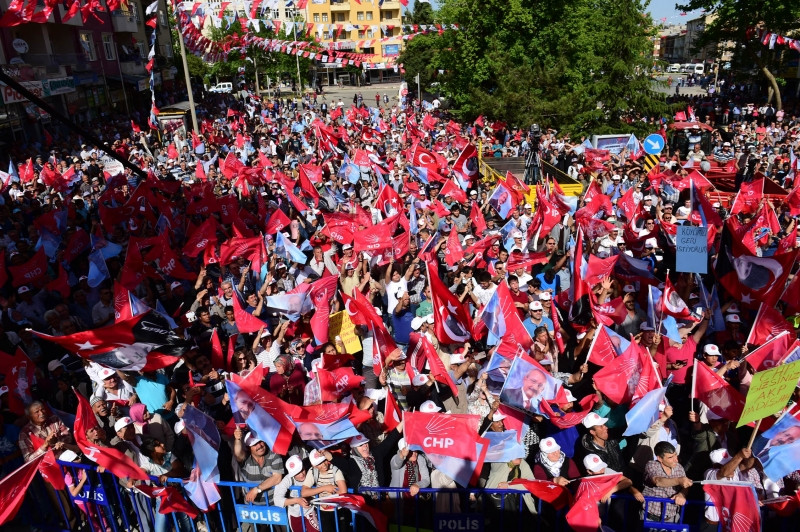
<box><xmin>12</xmin><ymin>460</ymin><xmax>799</xmax><ymax>532</ymax></box>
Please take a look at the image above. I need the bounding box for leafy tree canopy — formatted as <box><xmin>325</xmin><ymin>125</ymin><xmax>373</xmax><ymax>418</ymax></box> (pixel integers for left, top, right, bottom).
<box><xmin>676</xmin><ymin>0</ymin><xmax>800</xmax><ymax>110</ymax></box>
<box><xmin>400</xmin><ymin>0</ymin><xmax>671</xmax><ymax>135</ymax></box>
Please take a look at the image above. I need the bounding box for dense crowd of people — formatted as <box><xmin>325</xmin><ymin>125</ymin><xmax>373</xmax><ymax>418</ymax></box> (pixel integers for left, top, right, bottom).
<box><xmin>0</xmin><ymin>80</ymin><xmax>799</xmax><ymax>532</ymax></box>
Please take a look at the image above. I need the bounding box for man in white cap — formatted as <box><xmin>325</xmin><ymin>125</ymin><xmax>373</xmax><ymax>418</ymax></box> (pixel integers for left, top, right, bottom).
<box><xmin>523</xmin><ymin>300</ymin><xmax>553</xmax><ymax>338</ymax></box>
<box><xmin>274</xmin><ymin>455</ymin><xmax>320</xmax><ymax>532</ymax></box>
<box><xmin>699</xmin><ymin>343</ymin><xmax>740</xmax><ymax>377</ymax></box>
<box><xmin>533</xmin><ymin>437</ymin><xmax>580</xmax><ymax>485</ymax></box>
<box><xmin>233</xmin><ymin>429</ymin><xmax>285</xmax><ymax>504</ymax></box>
<box><xmin>302</xmin><ymin>449</ymin><xmax>348</xmax><ymax>530</ymax></box>
<box><xmin>578</xmin><ymin>412</ymin><xmax>624</xmax><ymax>474</ymax></box>
<box><xmin>701</xmin><ymin>448</ymin><xmax>754</xmax><ymax>530</ymax></box>
<box><xmin>389</xmin><ymin>438</ymin><xmax>430</xmax><ymax>498</ymax></box>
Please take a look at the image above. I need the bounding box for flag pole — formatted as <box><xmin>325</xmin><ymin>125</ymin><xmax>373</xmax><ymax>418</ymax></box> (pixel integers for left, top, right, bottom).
<box><xmin>690</xmin><ymin>355</ymin><xmax>698</xmax><ymax>412</ymax></box>
<box><xmin>658</xmin><ymin>269</ymin><xmax>670</xmax><ymax>332</ymax></box>
<box><xmin>746</xmin><ymin>418</ymin><xmax>762</xmax><ymax>450</ymax></box>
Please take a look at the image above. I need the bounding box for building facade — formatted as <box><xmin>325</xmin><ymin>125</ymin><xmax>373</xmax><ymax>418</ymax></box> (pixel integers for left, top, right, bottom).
<box><xmin>0</xmin><ymin>0</ymin><xmax>172</xmax><ymax>144</ymax></box>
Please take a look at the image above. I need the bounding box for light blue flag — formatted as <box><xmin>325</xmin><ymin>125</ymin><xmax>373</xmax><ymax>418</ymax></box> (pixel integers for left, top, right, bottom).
<box><xmin>582</xmin><ymin>139</ymin><xmax>593</xmax><ymax>148</ymax></box>
<box><xmin>406</xmin><ymin>165</ymin><xmax>430</xmax><ymax>185</ymax></box>
<box><xmin>36</xmin><ymin>230</ymin><xmax>60</xmax><ymax>260</ymax></box>
<box><xmin>87</xmin><ymin>249</ymin><xmax>109</xmax><ymax>288</ymax></box>
<box><xmin>500</xmin><ymin>219</ymin><xmax>518</xmax><ymax>251</ymax></box>
<box><xmin>129</xmin><ymin>291</ymin><xmax>150</xmax><ymax>316</ymax></box>
<box><xmin>186</xmin><ymin>424</ymin><xmax>220</xmax><ymax>483</ymax></box>
<box><xmin>91</xmin><ymin>234</ymin><xmax>123</xmax><ymax>260</ymax></box>
<box><xmin>479</xmin><ymin>289</ymin><xmax>505</xmax><ymax>346</ymax></box>
<box><xmin>626</xmin><ymin>134</ymin><xmax>639</xmax><ymax>153</ymax></box>
<box><xmin>484</xmin><ymin>430</ymin><xmax>526</xmax><ymax>463</ymax></box>
<box><xmin>751</xmin><ymin>413</ymin><xmax>800</xmax><ymax>481</ymax></box>
<box><xmin>338</xmin><ymin>162</ymin><xmax>361</xmax><ymax>184</ymax></box>
<box><xmin>8</xmin><ymin>159</ymin><xmax>18</xmax><ymax>182</ymax></box>
<box><xmin>275</xmin><ymin>232</ymin><xmax>308</xmax><ymax>264</ymax></box>
<box><xmin>155</xmin><ymin>300</ymin><xmax>178</xmax><ymax>329</ymax></box>
<box><xmin>623</xmin><ymin>376</ymin><xmax>672</xmax><ymax>436</ymax></box>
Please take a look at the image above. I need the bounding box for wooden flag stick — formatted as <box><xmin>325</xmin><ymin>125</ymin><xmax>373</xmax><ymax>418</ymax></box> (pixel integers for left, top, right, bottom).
<box><xmin>746</xmin><ymin>419</ymin><xmax>762</xmax><ymax>450</ymax></box>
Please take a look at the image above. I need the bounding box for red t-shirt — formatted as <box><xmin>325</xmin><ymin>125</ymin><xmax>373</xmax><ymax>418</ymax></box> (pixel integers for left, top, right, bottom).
<box><xmin>665</xmin><ymin>337</ymin><xmax>697</xmax><ymax>385</ymax></box>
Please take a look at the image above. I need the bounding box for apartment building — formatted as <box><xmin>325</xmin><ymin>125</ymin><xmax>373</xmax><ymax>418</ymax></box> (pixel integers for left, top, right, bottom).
<box><xmin>0</xmin><ymin>0</ymin><xmax>171</xmax><ymax>143</ymax></box>
<box><xmin>304</xmin><ymin>0</ymin><xmax>403</xmax><ymax>84</ymax></box>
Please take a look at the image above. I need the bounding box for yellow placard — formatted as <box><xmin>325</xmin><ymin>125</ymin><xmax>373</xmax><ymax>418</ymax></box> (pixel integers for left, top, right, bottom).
<box><xmin>737</xmin><ymin>360</ymin><xmax>800</xmax><ymax>427</ymax></box>
<box><xmin>328</xmin><ymin>310</ymin><xmax>362</xmax><ymax>354</ymax></box>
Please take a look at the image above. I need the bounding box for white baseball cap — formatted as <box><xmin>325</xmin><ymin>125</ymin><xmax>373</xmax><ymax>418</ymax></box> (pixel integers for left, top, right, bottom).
<box><xmin>582</xmin><ymin>412</ymin><xmax>608</xmax><ymax>429</ymax></box>
<box><xmin>59</xmin><ymin>450</ymin><xmax>80</xmax><ymax>462</ymax></box>
<box><xmin>170</xmin><ymin>281</ymin><xmax>182</xmax><ymax>290</ymax></box>
<box><xmin>530</xmin><ymin>301</ymin><xmax>543</xmax><ymax>311</ymax></box>
<box><xmin>725</xmin><ymin>314</ymin><xmax>741</xmax><ymax>323</ymax></box>
<box><xmin>622</xmin><ymin>284</ymin><xmax>636</xmax><ymax>293</ymax></box>
<box><xmin>286</xmin><ymin>455</ymin><xmax>304</xmax><ymax>477</ymax></box>
<box><xmin>583</xmin><ymin>454</ymin><xmax>607</xmax><ymax>473</ymax></box>
<box><xmin>349</xmin><ymin>433</ymin><xmax>370</xmax><ymax>448</ymax></box>
<box><xmin>174</xmin><ymin>420</ymin><xmax>185</xmax><ymax>433</ymax></box>
<box><xmin>727</xmin><ymin>303</ymin><xmax>740</xmax><ymax>313</ymax></box>
<box><xmin>244</xmin><ymin>432</ymin><xmax>263</xmax><ymax>446</ymax></box>
<box><xmin>114</xmin><ymin>417</ymin><xmax>133</xmax><ymax>433</ymax></box>
<box><xmin>703</xmin><ymin>344</ymin><xmax>720</xmax><ymax>356</ymax></box>
<box><xmin>398</xmin><ymin>438</ymin><xmax>408</xmax><ymax>451</ymax></box>
<box><xmin>449</xmin><ymin>352</ymin><xmax>466</xmax><ymax>365</ymax></box>
<box><xmin>539</xmin><ymin>292</ymin><xmax>552</xmax><ymax>301</ymax></box>
<box><xmin>491</xmin><ymin>412</ymin><xmax>506</xmax><ymax>422</ymax></box>
<box><xmin>412</xmin><ymin>374</ymin><xmax>428</xmax><ymax>386</ymax></box>
<box><xmin>309</xmin><ymin>450</ymin><xmax>327</xmax><ymax>466</ymax></box>
<box><xmin>411</xmin><ymin>316</ymin><xmax>425</xmax><ymax>330</ymax></box>
<box><xmin>539</xmin><ymin>437</ymin><xmax>560</xmax><ymax>453</ymax></box>
<box><xmin>99</xmin><ymin>368</ymin><xmax>116</xmax><ymax>380</ymax></box>
<box><xmin>420</xmin><ymin>400</ymin><xmax>442</xmax><ymax>413</ymax></box>
<box><xmin>709</xmin><ymin>448</ymin><xmax>732</xmax><ymax>465</ymax></box>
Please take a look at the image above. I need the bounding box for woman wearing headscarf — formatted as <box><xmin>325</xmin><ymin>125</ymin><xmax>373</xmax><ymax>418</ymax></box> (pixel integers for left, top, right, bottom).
<box><xmin>129</xmin><ymin>403</ymin><xmax>175</xmax><ymax>452</ymax></box>
<box><xmin>267</xmin><ymin>354</ymin><xmax>307</xmax><ymax>406</ymax></box>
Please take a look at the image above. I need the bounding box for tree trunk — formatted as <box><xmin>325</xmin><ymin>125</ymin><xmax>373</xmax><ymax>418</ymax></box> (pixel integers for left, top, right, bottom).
<box><xmin>760</xmin><ymin>65</ymin><xmax>782</xmax><ymax>111</ymax></box>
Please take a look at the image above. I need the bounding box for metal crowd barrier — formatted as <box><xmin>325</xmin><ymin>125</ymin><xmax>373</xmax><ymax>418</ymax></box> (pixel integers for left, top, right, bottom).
<box><xmin>10</xmin><ymin>461</ymin><xmax>799</xmax><ymax>532</ymax></box>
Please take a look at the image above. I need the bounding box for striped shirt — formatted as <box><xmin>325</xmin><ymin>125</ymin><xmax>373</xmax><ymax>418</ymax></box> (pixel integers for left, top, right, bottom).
<box><xmin>239</xmin><ymin>451</ymin><xmax>285</xmax><ymax>504</ymax></box>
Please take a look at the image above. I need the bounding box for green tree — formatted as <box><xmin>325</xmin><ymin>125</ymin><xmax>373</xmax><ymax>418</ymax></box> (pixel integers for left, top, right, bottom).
<box><xmin>407</xmin><ymin>0</ymin><xmax>668</xmax><ymax>135</ymax></box>
<box><xmin>406</xmin><ymin>1</ymin><xmax>434</xmax><ymax>26</ymax></box>
<box><xmin>397</xmin><ymin>33</ymin><xmax>438</xmax><ymax>89</ymax></box>
<box><xmin>676</xmin><ymin>0</ymin><xmax>800</xmax><ymax>110</ymax></box>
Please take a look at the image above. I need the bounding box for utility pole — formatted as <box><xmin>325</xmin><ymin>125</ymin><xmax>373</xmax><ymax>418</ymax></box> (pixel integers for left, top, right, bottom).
<box><xmin>172</xmin><ymin>0</ymin><xmax>199</xmax><ymax>135</ymax></box>
<box><xmin>415</xmin><ymin>72</ymin><xmax>420</xmax><ymax>103</ymax></box>
<box><xmin>292</xmin><ymin>15</ymin><xmax>302</xmax><ymax>93</ymax></box>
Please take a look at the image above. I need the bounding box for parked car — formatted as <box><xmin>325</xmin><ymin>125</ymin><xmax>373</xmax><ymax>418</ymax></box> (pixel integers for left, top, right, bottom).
<box><xmin>208</xmin><ymin>82</ymin><xmax>233</xmax><ymax>94</ymax></box>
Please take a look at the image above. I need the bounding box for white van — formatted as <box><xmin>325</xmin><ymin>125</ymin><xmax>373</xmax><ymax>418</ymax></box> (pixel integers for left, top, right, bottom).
<box><xmin>209</xmin><ymin>82</ymin><xmax>232</xmax><ymax>94</ymax></box>
<box><xmin>693</xmin><ymin>64</ymin><xmax>705</xmax><ymax>75</ymax></box>
<box><xmin>667</xmin><ymin>64</ymin><xmax>681</xmax><ymax>73</ymax></box>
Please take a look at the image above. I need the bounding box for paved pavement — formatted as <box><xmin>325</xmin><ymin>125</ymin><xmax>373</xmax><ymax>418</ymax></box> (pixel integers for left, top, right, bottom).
<box><xmin>652</xmin><ymin>74</ymin><xmax>710</xmax><ymax>96</ymax></box>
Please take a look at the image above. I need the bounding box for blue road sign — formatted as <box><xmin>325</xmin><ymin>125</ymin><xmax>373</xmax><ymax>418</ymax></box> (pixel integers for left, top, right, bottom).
<box><xmin>643</xmin><ymin>134</ymin><xmax>665</xmax><ymax>155</ymax></box>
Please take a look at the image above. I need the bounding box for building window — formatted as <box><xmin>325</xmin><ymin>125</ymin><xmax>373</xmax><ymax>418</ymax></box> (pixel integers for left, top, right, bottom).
<box><xmin>271</xmin><ymin>9</ymin><xmax>280</xmax><ymax>18</ymax></box>
<box><xmin>313</xmin><ymin>13</ymin><xmax>319</xmax><ymax>22</ymax></box>
<box><xmin>130</xmin><ymin>2</ymin><xmax>139</xmax><ymax>22</ymax></box>
<box><xmin>79</xmin><ymin>32</ymin><xmax>96</xmax><ymax>62</ymax></box>
<box><xmin>337</xmin><ymin>13</ymin><xmax>345</xmax><ymax>21</ymax></box>
<box><xmin>322</xmin><ymin>13</ymin><xmax>328</xmax><ymax>22</ymax></box>
<box><xmin>162</xmin><ymin>42</ymin><xmax>173</xmax><ymax>58</ymax></box>
<box><xmin>356</xmin><ymin>11</ymin><xmax>364</xmax><ymax>20</ymax></box>
<box><xmin>366</xmin><ymin>29</ymin><xmax>373</xmax><ymax>38</ymax></box>
<box><xmin>366</xmin><ymin>12</ymin><xmax>372</xmax><ymax>20</ymax></box>
<box><xmin>362</xmin><ymin>47</ymin><xmax>374</xmax><ymax>54</ymax></box>
<box><xmin>136</xmin><ymin>42</ymin><xmax>147</xmax><ymax>59</ymax></box>
<box><xmin>358</xmin><ymin>30</ymin><xmax>364</xmax><ymax>39</ymax></box>
<box><xmin>158</xmin><ymin>9</ymin><xmax>167</xmax><ymax>26</ymax></box>
<box><xmin>102</xmin><ymin>33</ymin><xmax>115</xmax><ymax>60</ymax></box>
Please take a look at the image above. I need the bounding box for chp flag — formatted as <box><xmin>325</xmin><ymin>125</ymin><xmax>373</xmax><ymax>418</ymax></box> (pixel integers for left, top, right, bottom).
<box><xmin>33</xmin><ymin>311</ymin><xmax>187</xmax><ymax>371</ymax></box>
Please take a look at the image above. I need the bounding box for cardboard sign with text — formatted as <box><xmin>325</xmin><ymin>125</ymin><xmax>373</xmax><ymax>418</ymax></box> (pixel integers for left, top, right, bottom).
<box><xmin>327</xmin><ymin>311</ymin><xmax>361</xmax><ymax>354</ymax></box>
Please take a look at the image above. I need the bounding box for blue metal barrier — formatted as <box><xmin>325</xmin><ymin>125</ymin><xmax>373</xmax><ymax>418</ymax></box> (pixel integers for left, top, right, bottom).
<box><xmin>10</xmin><ymin>462</ymin><xmax>799</xmax><ymax>532</ymax></box>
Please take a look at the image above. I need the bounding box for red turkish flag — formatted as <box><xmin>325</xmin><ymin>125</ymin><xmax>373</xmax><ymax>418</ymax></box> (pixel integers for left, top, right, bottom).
<box><xmin>694</xmin><ymin>362</ymin><xmax>745</xmax><ymax>421</ymax></box>
<box><xmin>469</xmin><ymin>201</ymin><xmax>487</xmax><ymax>235</ymax></box>
<box><xmin>565</xmin><ymin>473</ymin><xmax>622</xmax><ymax>532</ymax></box>
<box><xmin>38</xmin><ymin>449</ymin><xmax>66</xmax><ymax>491</ymax></box>
<box><xmin>509</xmin><ymin>479</ymin><xmax>573</xmax><ymax>510</ymax></box>
<box><xmin>383</xmin><ymin>387</ymin><xmax>402</xmax><ymax>433</ymax></box>
<box><xmin>341</xmin><ymin>288</ymin><xmax>383</xmax><ymax>328</ymax></box>
<box><xmin>730</xmin><ymin>177</ymin><xmax>764</xmax><ymax>215</ymax></box>
<box><xmin>452</xmin><ymin>143</ymin><xmax>479</xmax><ymax>182</ymax></box>
<box><xmin>703</xmin><ymin>481</ymin><xmax>761</xmax><ymax>532</ymax></box>
<box><xmin>785</xmin><ymin>186</ymin><xmax>800</xmax><ymax>216</ymax></box>
<box><xmin>374</xmin><ymin>183</ymin><xmax>403</xmax><ymax>216</ymax></box>
<box><xmin>444</xmin><ymin>228</ymin><xmax>464</xmax><ymax>266</ymax></box>
<box><xmin>0</xmin><ymin>453</ymin><xmax>45</xmax><ymax>526</ymax></box>
<box><xmin>440</xmin><ymin>179</ymin><xmax>467</xmax><ymax>203</ymax></box>
<box><xmin>743</xmin><ymin>331</ymin><xmax>792</xmax><ymax>372</ymax></box>
<box><xmin>9</xmin><ymin>247</ymin><xmax>48</xmax><ymax>287</ymax></box>
<box><xmin>781</xmin><ymin>274</ymin><xmax>800</xmax><ymax>315</ymax></box>
<box><xmin>746</xmin><ymin>303</ymin><xmax>794</xmax><ymax>345</ymax></box>
<box><xmin>657</xmin><ymin>276</ymin><xmax>699</xmax><ymax>322</ymax></box>
<box><xmin>427</xmin><ymin>260</ymin><xmax>473</xmax><ymax>344</ymax></box>
<box><xmin>319</xmin><ymin>494</ymin><xmax>388</xmax><ymax>532</ymax></box>
<box><xmin>617</xmin><ymin>185</ymin><xmax>637</xmax><ymax>221</ymax></box>
<box><xmin>410</xmin><ymin>143</ymin><xmax>444</xmax><ymax>173</ymax></box>
<box><xmin>73</xmin><ymin>391</ymin><xmax>149</xmax><ymax>481</ymax></box>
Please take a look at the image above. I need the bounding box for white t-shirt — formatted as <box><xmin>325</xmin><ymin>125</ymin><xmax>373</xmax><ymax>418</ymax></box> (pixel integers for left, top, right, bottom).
<box><xmin>386</xmin><ymin>279</ymin><xmax>408</xmax><ymax>313</ymax></box>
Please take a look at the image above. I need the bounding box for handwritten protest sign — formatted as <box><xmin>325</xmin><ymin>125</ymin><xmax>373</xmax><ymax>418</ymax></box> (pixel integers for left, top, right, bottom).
<box><xmin>328</xmin><ymin>311</ymin><xmax>361</xmax><ymax>354</ymax></box>
<box><xmin>737</xmin><ymin>360</ymin><xmax>800</xmax><ymax>427</ymax></box>
<box><xmin>676</xmin><ymin>226</ymin><xmax>708</xmax><ymax>274</ymax></box>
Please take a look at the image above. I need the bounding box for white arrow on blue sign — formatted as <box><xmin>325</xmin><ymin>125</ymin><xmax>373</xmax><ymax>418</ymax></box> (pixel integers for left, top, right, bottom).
<box><xmin>643</xmin><ymin>134</ymin><xmax>665</xmax><ymax>155</ymax></box>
